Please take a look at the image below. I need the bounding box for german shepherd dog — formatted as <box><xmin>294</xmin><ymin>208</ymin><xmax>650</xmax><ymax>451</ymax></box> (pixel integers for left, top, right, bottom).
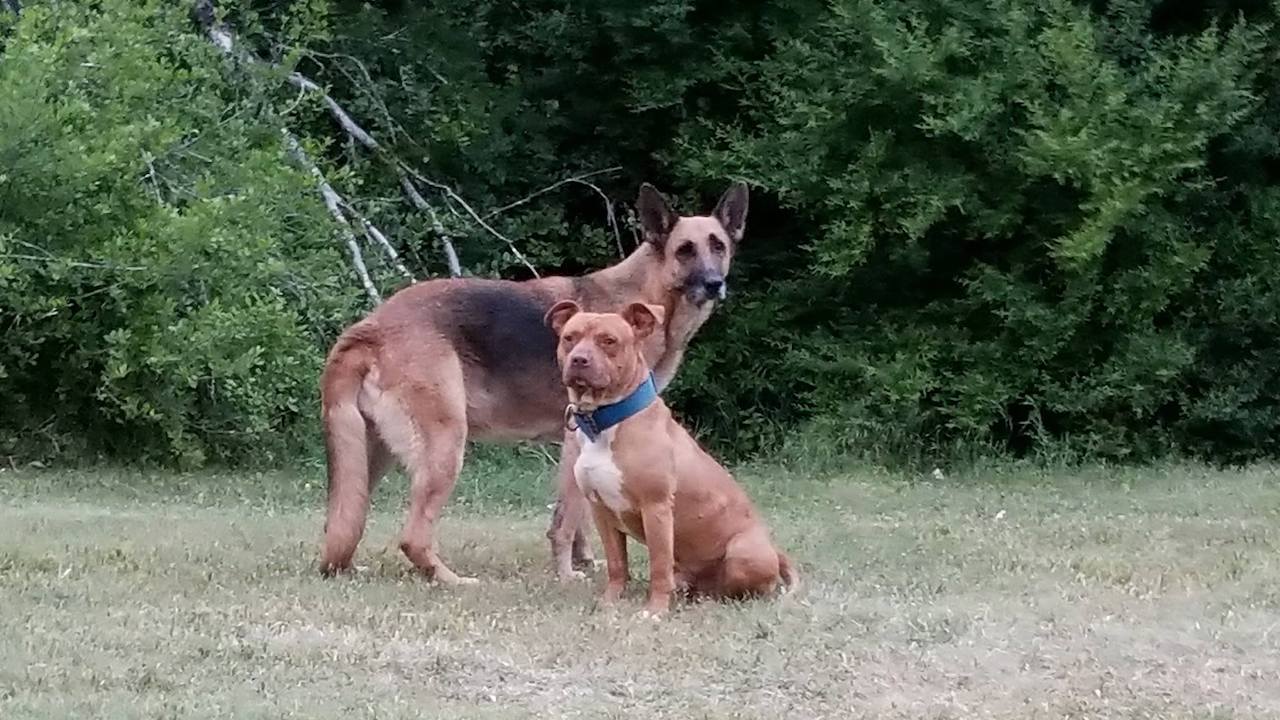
<box><xmin>318</xmin><ymin>182</ymin><xmax>748</xmax><ymax>584</ymax></box>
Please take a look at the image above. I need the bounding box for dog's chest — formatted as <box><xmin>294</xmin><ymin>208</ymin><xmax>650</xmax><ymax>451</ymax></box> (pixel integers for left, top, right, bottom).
<box><xmin>573</xmin><ymin>429</ymin><xmax>631</xmax><ymax>515</ymax></box>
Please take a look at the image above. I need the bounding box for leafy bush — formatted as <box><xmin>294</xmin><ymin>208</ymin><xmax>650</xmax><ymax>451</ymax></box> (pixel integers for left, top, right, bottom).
<box><xmin>673</xmin><ymin>0</ymin><xmax>1280</xmax><ymax>462</ymax></box>
<box><xmin>0</xmin><ymin>0</ymin><xmax>356</xmax><ymax>465</ymax></box>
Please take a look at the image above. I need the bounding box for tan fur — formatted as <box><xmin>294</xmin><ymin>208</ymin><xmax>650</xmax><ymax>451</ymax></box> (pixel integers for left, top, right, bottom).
<box><xmin>319</xmin><ymin>183</ymin><xmax>749</xmax><ymax>582</ymax></box>
<box><xmin>549</xmin><ymin>304</ymin><xmax>797</xmax><ymax>615</ymax></box>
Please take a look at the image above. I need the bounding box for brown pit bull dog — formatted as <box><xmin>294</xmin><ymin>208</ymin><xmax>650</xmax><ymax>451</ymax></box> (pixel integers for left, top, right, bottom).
<box><xmin>545</xmin><ymin>301</ymin><xmax>798</xmax><ymax>615</ymax></box>
<box><xmin>319</xmin><ymin>182</ymin><xmax>748</xmax><ymax>584</ymax></box>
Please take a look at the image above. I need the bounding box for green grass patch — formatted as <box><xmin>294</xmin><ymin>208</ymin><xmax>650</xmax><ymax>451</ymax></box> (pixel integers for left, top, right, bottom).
<box><xmin>2</xmin><ymin>458</ymin><xmax>1279</xmax><ymax>718</ymax></box>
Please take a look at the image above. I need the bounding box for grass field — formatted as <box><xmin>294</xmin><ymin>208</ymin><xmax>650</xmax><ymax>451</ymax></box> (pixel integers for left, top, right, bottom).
<box><xmin>2</xmin><ymin>454</ymin><xmax>1280</xmax><ymax>719</ymax></box>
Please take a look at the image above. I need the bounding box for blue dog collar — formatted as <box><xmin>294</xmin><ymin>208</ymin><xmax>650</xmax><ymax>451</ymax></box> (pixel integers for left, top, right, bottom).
<box><xmin>569</xmin><ymin>373</ymin><xmax>659</xmax><ymax>442</ymax></box>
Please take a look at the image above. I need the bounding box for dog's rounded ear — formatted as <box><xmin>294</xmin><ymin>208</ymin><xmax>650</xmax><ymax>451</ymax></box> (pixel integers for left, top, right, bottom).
<box><xmin>637</xmin><ymin>183</ymin><xmax>677</xmax><ymax>249</ymax></box>
<box><xmin>544</xmin><ymin>300</ymin><xmax>581</xmax><ymax>335</ymax></box>
<box><xmin>713</xmin><ymin>181</ymin><xmax>749</xmax><ymax>243</ymax></box>
<box><xmin>622</xmin><ymin>302</ymin><xmax>664</xmax><ymax>340</ymax></box>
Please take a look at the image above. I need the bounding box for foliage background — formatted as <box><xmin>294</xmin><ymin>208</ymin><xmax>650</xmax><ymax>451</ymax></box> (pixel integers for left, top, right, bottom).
<box><xmin>2</xmin><ymin>0</ymin><xmax>1279</xmax><ymax>467</ymax></box>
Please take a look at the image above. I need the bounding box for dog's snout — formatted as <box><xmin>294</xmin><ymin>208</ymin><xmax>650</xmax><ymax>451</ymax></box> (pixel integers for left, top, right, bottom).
<box><xmin>703</xmin><ymin>277</ymin><xmax>724</xmax><ymax>295</ymax></box>
<box><xmin>570</xmin><ymin>354</ymin><xmax>590</xmax><ymax>368</ymax></box>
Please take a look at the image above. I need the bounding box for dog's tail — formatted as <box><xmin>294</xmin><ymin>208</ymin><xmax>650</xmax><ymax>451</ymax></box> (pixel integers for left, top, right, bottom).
<box><xmin>318</xmin><ymin>330</ymin><xmax>376</xmax><ymax>576</ymax></box>
<box><xmin>777</xmin><ymin>550</ymin><xmax>800</xmax><ymax>594</ymax></box>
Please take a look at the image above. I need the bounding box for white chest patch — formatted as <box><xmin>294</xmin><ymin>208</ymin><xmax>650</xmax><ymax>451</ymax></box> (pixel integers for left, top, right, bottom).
<box><xmin>574</xmin><ymin>428</ymin><xmax>631</xmax><ymax>515</ymax></box>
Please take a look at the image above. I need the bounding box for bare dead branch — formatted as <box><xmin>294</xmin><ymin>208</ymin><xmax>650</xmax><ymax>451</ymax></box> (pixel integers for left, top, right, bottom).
<box><xmin>344</xmin><ymin>201</ymin><xmax>413</xmax><ymax>282</ymax></box>
<box><xmin>404</xmin><ymin>165</ymin><xmax>540</xmax><ymax>277</ymax></box>
<box><xmin>568</xmin><ymin>177</ymin><xmax>625</xmax><ymax>258</ymax></box>
<box><xmin>2</xmin><ymin>254</ymin><xmax>147</xmax><ymax>272</ymax></box>
<box><xmin>198</xmin><ymin>6</ymin><xmax>382</xmax><ymax>303</ymax></box>
<box><xmin>291</xmin><ymin>47</ymin><xmax>401</xmax><ymax>142</ymax></box>
<box><xmin>141</xmin><ymin>151</ymin><xmax>164</xmax><ymax>204</ymax></box>
<box><xmin>399</xmin><ymin>175</ymin><xmax>461</xmax><ymax>277</ymax></box>
<box><xmin>279</xmin><ymin>70</ymin><xmax>475</xmax><ymax>275</ymax></box>
<box><xmin>283</xmin><ymin>63</ymin><xmax>485</xmax><ymax>276</ymax></box>
<box><xmin>284</xmin><ymin>72</ymin><xmax>381</xmax><ymax>150</ymax></box>
<box><xmin>483</xmin><ymin>167</ymin><xmax>622</xmax><ymax>219</ymax></box>
<box><xmin>5</xmin><ymin>239</ymin><xmax>146</xmax><ymax>271</ymax></box>
<box><xmin>196</xmin><ymin>1</ymin><xmax>549</xmax><ymax>278</ymax></box>
<box><xmin>282</xmin><ymin>132</ymin><xmax>381</xmax><ymax>304</ymax></box>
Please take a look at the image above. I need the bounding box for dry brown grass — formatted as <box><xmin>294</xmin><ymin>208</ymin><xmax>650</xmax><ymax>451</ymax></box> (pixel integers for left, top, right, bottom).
<box><xmin>2</xmin><ymin>462</ymin><xmax>1279</xmax><ymax>718</ymax></box>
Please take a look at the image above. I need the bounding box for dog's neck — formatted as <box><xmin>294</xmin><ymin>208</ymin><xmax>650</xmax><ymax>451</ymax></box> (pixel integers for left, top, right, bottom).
<box><xmin>587</xmin><ymin>244</ymin><xmax>717</xmax><ymax>390</ymax></box>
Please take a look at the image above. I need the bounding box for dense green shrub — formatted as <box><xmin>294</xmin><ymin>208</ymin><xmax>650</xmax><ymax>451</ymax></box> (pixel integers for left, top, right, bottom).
<box><xmin>0</xmin><ymin>0</ymin><xmax>358</xmax><ymax>465</ymax></box>
<box><xmin>3</xmin><ymin>0</ymin><xmax>1280</xmax><ymax>466</ymax></box>
<box><xmin>674</xmin><ymin>0</ymin><xmax>1280</xmax><ymax>461</ymax></box>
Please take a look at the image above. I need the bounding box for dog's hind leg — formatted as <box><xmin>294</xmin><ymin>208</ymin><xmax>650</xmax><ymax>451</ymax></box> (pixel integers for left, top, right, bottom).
<box><xmin>548</xmin><ymin>432</ymin><xmax>594</xmax><ymax>581</ymax></box>
<box><xmin>716</xmin><ymin>528</ymin><xmax>784</xmax><ymax>600</ymax></box>
<box><xmin>572</xmin><ymin>522</ymin><xmax>595</xmax><ymax>570</ymax></box>
<box><xmin>365</xmin><ymin>426</ymin><xmax>394</xmax><ymax>494</ymax></box>
<box><xmin>564</xmin><ymin>436</ymin><xmax>596</xmax><ymax>570</ymax></box>
<box><xmin>399</xmin><ymin>420</ymin><xmax>472</xmax><ymax>584</ymax></box>
<box><xmin>371</xmin><ymin>366</ymin><xmax>475</xmax><ymax>585</ymax></box>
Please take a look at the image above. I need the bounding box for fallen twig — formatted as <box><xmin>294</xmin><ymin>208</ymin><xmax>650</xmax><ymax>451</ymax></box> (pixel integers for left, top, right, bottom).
<box><xmin>483</xmin><ymin>166</ymin><xmax>626</xmax><ymax>257</ymax></box>
<box><xmin>1</xmin><ymin>254</ymin><xmax>146</xmax><ymax>272</ymax></box>
<box><xmin>285</xmin><ymin>65</ymin><xmax>475</xmax><ymax>276</ymax></box>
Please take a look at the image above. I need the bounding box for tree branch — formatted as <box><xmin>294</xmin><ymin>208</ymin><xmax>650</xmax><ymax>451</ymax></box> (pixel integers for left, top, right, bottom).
<box><xmin>344</xmin><ymin>200</ymin><xmax>413</xmax><ymax>282</ymax></box>
<box><xmin>285</xmin><ymin>71</ymin><xmax>380</xmax><ymax>149</ymax></box>
<box><xmin>399</xmin><ymin>175</ymin><xmax>461</xmax><ymax>277</ymax></box>
<box><xmin>404</xmin><ymin>165</ymin><xmax>540</xmax><ymax>277</ymax></box>
<box><xmin>197</xmin><ymin>4</ymin><xmax>382</xmax><ymax>303</ymax></box>
<box><xmin>483</xmin><ymin>167</ymin><xmax>622</xmax><ymax>219</ymax></box>
<box><xmin>569</xmin><ymin>177</ymin><xmax>625</xmax><ymax>258</ymax></box>
<box><xmin>276</xmin><ymin>52</ymin><xmax>475</xmax><ymax>277</ymax></box>
<box><xmin>280</xmin><ymin>69</ymin><xmax>472</xmax><ymax>277</ymax></box>
<box><xmin>483</xmin><ymin>167</ymin><xmax>626</xmax><ymax>257</ymax></box>
<box><xmin>283</xmin><ymin>132</ymin><xmax>380</xmax><ymax>304</ymax></box>
<box><xmin>195</xmin><ymin>0</ymin><xmax>559</xmax><ymax>279</ymax></box>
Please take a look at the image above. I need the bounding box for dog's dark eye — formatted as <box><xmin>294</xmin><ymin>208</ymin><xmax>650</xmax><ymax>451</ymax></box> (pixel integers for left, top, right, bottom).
<box><xmin>709</xmin><ymin>236</ymin><xmax>727</xmax><ymax>254</ymax></box>
<box><xmin>562</xmin><ymin>333</ymin><xmax>578</xmax><ymax>345</ymax></box>
<box><xmin>676</xmin><ymin>242</ymin><xmax>695</xmax><ymax>259</ymax></box>
<box><xmin>597</xmin><ymin>335</ymin><xmax>617</xmax><ymax>348</ymax></box>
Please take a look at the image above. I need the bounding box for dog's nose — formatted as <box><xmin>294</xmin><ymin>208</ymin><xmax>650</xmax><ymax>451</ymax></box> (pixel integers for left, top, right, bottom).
<box><xmin>570</xmin><ymin>355</ymin><xmax>589</xmax><ymax>368</ymax></box>
<box><xmin>703</xmin><ymin>278</ymin><xmax>724</xmax><ymax>296</ymax></box>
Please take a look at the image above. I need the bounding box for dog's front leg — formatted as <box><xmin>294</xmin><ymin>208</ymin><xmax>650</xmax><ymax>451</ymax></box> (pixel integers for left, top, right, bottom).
<box><xmin>590</xmin><ymin>503</ymin><xmax>629</xmax><ymax>604</ymax></box>
<box><xmin>639</xmin><ymin>500</ymin><xmax>676</xmax><ymax>616</ymax></box>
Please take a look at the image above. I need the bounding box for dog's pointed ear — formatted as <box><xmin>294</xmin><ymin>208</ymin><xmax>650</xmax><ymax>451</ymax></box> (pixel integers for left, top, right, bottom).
<box><xmin>544</xmin><ymin>300</ymin><xmax>581</xmax><ymax>335</ymax></box>
<box><xmin>637</xmin><ymin>183</ymin><xmax>677</xmax><ymax>249</ymax></box>
<box><xmin>622</xmin><ymin>302</ymin><xmax>664</xmax><ymax>340</ymax></box>
<box><xmin>713</xmin><ymin>181</ymin><xmax>749</xmax><ymax>243</ymax></box>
